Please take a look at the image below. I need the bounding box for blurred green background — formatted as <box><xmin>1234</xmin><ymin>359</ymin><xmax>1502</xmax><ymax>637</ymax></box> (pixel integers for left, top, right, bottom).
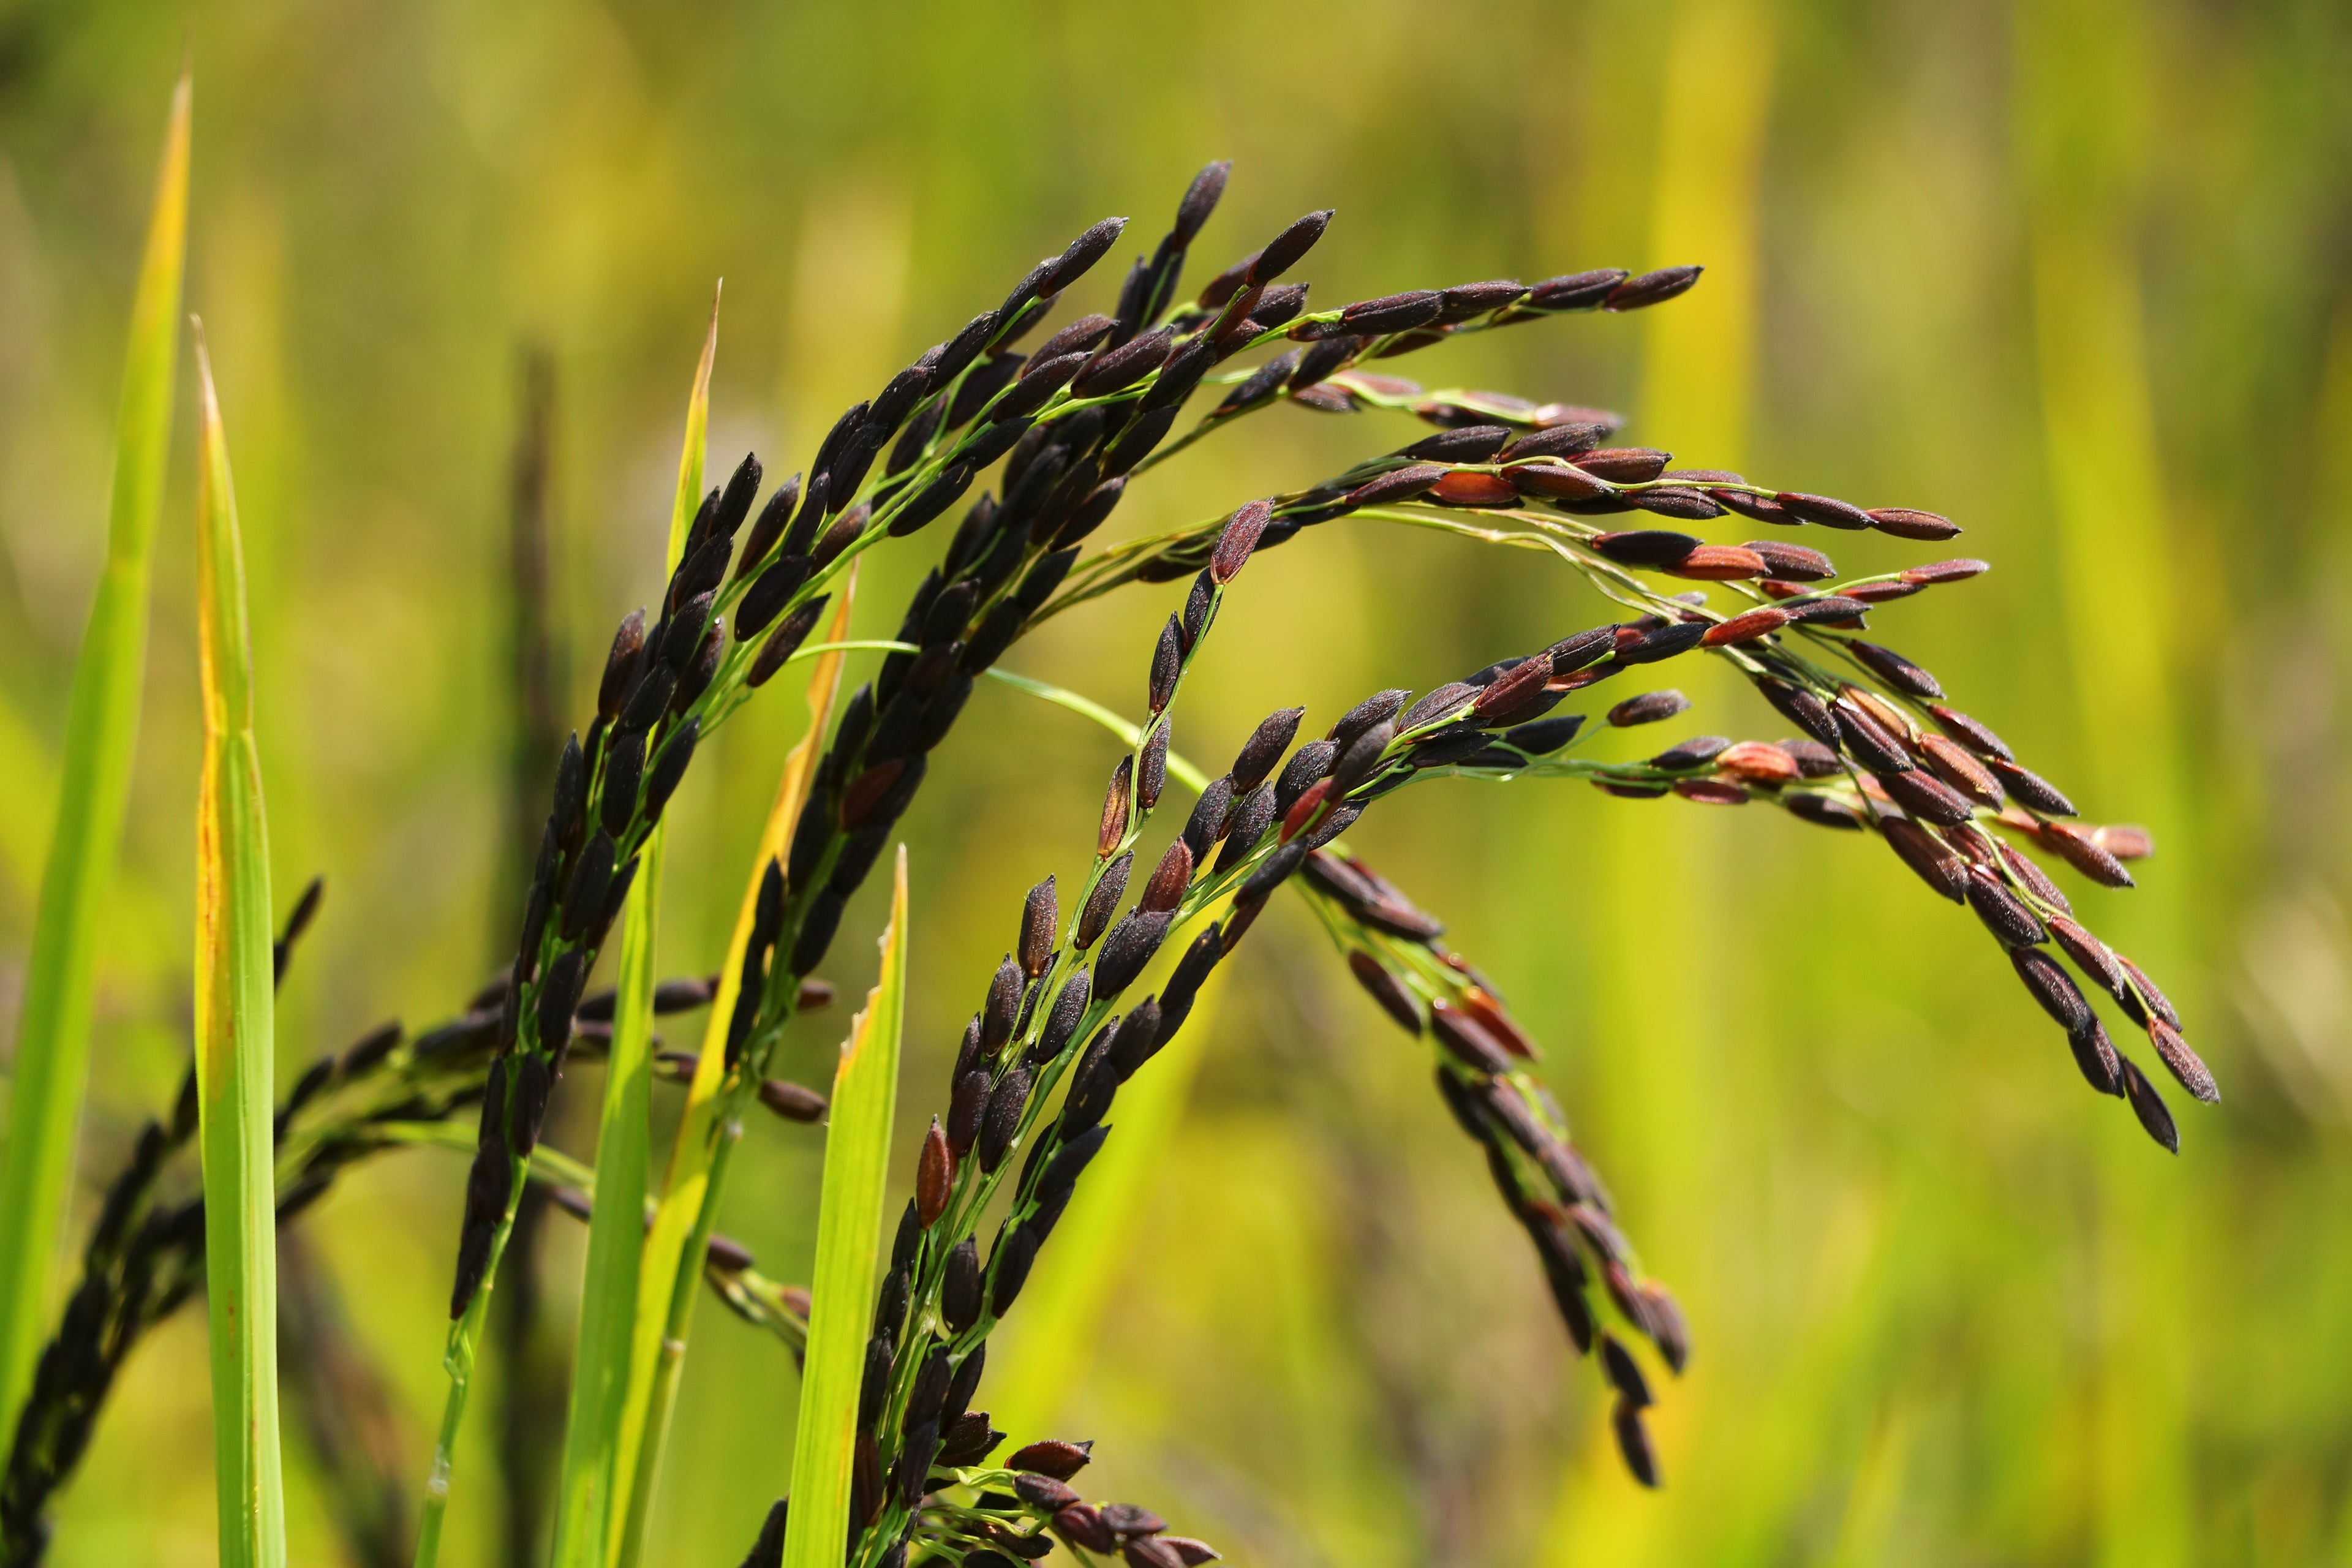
<box><xmin>2</xmin><ymin>0</ymin><xmax>2349</xmax><ymax>1562</ymax></box>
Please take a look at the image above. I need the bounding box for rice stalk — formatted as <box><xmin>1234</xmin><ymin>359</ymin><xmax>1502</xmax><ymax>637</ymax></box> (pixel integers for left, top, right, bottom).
<box><xmin>609</xmin><ymin>579</ymin><xmax>859</xmax><ymax>1568</ymax></box>
<box><xmin>982</xmin><ymin>971</ymin><xmax>1221</xmax><ymax>1443</ymax></box>
<box><xmin>543</xmin><ymin>289</ymin><xmax>721</xmax><ymax>1568</ymax></box>
<box><xmin>0</xmin><ymin>150</ymin><xmax>2211</xmax><ymax>1566</ymax></box>
<box><xmin>0</xmin><ymin>153</ymin><xmax>2179</xmax><ymax>1568</ymax></box>
<box><xmin>951</xmin><ymin>657</ymin><xmax>1668</xmax><ymax>1476</ymax></box>
<box><xmin>575</xmin><ymin>164</ymin><xmax>2201</xmax><ymax>1566</ymax></box>
<box><xmin>495</xmin><ymin>342</ymin><xmax>567</xmax><ymax>1568</ymax></box>
<box><xmin>801</xmin><ymin>512</ymin><xmax>1267</xmax><ymax>1568</ymax></box>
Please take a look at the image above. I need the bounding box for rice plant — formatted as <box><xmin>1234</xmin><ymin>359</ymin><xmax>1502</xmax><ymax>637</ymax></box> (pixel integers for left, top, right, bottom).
<box><xmin>0</xmin><ymin>107</ymin><xmax>2204</xmax><ymax>1568</ymax></box>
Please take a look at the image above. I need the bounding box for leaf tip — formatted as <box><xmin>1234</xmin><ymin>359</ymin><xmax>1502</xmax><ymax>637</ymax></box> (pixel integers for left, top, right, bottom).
<box><xmin>190</xmin><ymin>317</ymin><xmax>220</xmax><ymax>426</ymax></box>
<box><xmin>694</xmin><ymin>282</ymin><xmax>722</xmax><ymax>396</ymax></box>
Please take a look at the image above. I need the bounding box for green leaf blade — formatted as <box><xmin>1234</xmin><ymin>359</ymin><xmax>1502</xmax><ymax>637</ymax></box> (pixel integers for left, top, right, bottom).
<box><xmin>783</xmin><ymin>850</ymin><xmax>910</xmax><ymax>1568</ymax></box>
<box><xmin>192</xmin><ymin>330</ymin><xmax>287</xmax><ymax>1568</ymax></box>
<box><xmin>0</xmin><ymin>67</ymin><xmax>192</xmax><ymax>1436</ymax></box>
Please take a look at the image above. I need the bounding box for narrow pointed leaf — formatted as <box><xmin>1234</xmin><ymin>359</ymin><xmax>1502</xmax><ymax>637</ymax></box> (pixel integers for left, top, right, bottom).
<box><xmin>0</xmin><ymin>69</ymin><xmax>190</xmax><ymax>1431</ymax></box>
<box><xmin>192</xmin><ymin>330</ymin><xmax>288</xmax><ymax>1568</ymax></box>
<box><xmin>782</xmin><ymin>851</ymin><xmax>909</xmax><ymax>1568</ymax></box>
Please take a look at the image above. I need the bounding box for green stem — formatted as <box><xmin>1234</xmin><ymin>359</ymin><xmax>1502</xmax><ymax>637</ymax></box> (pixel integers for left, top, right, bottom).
<box><xmin>412</xmin><ymin>1237</ymin><xmax>505</xmax><ymax>1568</ymax></box>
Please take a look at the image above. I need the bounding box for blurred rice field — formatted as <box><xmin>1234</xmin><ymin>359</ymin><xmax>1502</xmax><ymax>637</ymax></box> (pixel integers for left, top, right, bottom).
<box><xmin>2</xmin><ymin>0</ymin><xmax>2350</xmax><ymax>1562</ymax></box>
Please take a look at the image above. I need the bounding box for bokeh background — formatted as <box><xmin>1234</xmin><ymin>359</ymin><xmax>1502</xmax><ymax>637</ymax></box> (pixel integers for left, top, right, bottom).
<box><xmin>2</xmin><ymin>0</ymin><xmax>2350</xmax><ymax>1562</ymax></box>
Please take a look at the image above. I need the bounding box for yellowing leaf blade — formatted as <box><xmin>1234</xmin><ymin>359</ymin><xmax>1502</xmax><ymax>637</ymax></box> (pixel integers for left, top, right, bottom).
<box><xmin>192</xmin><ymin>328</ymin><xmax>287</xmax><ymax>1568</ymax></box>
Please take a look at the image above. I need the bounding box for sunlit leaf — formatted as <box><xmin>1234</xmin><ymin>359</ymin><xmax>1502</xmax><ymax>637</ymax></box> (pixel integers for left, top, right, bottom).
<box><xmin>0</xmin><ymin>69</ymin><xmax>190</xmax><ymax>1434</ymax></box>
<box><xmin>782</xmin><ymin>849</ymin><xmax>909</xmax><ymax>1568</ymax></box>
<box><xmin>192</xmin><ymin>326</ymin><xmax>288</xmax><ymax>1568</ymax></box>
